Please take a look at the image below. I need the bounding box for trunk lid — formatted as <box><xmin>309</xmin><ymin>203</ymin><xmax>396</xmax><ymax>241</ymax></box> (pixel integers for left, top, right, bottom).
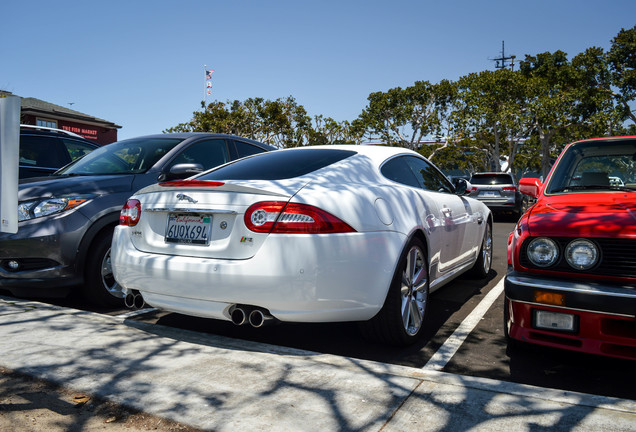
<box><xmin>129</xmin><ymin>179</ymin><xmax>302</xmax><ymax>259</ymax></box>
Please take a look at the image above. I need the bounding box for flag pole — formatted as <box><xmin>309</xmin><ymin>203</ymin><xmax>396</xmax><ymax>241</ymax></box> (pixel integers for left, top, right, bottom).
<box><xmin>204</xmin><ymin>64</ymin><xmax>207</xmax><ymax>108</ymax></box>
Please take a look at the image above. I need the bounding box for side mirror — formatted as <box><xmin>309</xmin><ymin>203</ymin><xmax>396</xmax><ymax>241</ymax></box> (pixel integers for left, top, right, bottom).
<box><xmin>519</xmin><ymin>177</ymin><xmax>542</xmax><ymax>198</ymax></box>
<box><xmin>454</xmin><ymin>178</ymin><xmax>472</xmax><ymax>195</ymax></box>
<box><xmin>160</xmin><ymin>163</ymin><xmax>204</xmax><ymax>181</ymax></box>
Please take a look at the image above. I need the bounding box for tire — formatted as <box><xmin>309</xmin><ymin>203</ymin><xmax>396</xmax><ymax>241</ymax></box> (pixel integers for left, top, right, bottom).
<box><xmin>360</xmin><ymin>237</ymin><xmax>429</xmax><ymax>346</ymax></box>
<box><xmin>83</xmin><ymin>229</ymin><xmax>125</xmax><ymax>307</ymax></box>
<box><xmin>469</xmin><ymin>222</ymin><xmax>492</xmax><ymax>278</ymax></box>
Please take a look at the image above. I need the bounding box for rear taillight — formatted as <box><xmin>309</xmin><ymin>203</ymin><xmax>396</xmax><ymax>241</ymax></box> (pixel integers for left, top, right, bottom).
<box><xmin>244</xmin><ymin>201</ymin><xmax>356</xmax><ymax>234</ymax></box>
<box><xmin>502</xmin><ymin>186</ymin><xmax>517</xmax><ymax>192</ymax></box>
<box><xmin>120</xmin><ymin>199</ymin><xmax>141</xmax><ymax>226</ymax></box>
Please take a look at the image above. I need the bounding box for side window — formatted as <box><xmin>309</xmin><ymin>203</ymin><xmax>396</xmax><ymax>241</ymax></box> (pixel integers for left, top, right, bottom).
<box><xmin>19</xmin><ymin>135</ymin><xmax>66</xmax><ymax>168</ymax></box>
<box><xmin>404</xmin><ymin>156</ymin><xmax>454</xmax><ymax>193</ymax></box>
<box><xmin>380</xmin><ymin>156</ymin><xmax>421</xmax><ymax>188</ymax></box>
<box><xmin>62</xmin><ymin>139</ymin><xmax>97</xmax><ymax>162</ymax></box>
<box><xmin>168</xmin><ymin>139</ymin><xmax>229</xmax><ymax>171</ymax></box>
<box><xmin>234</xmin><ymin>140</ymin><xmax>268</xmax><ymax>159</ymax></box>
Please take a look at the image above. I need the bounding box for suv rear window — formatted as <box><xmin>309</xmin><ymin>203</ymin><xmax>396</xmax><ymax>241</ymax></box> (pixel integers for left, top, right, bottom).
<box><xmin>470</xmin><ymin>173</ymin><xmax>514</xmax><ymax>185</ymax></box>
<box><xmin>199</xmin><ymin>148</ymin><xmax>356</xmax><ymax>180</ymax></box>
<box><xmin>20</xmin><ymin>135</ymin><xmax>67</xmax><ymax>167</ymax></box>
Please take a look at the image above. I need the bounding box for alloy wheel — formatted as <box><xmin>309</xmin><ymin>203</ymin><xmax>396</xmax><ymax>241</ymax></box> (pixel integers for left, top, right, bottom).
<box><xmin>400</xmin><ymin>245</ymin><xmax>428</xmax><ymax>336</ymax></box>
<box><xmin>101</xmin><ymin>248</ymin><xmax>124</xmax><ymax>298</ymax></box>
<box><xmin>481</xmin><ymin>224</ymin><xmax>493</xmax><ymax>275</ymax></box>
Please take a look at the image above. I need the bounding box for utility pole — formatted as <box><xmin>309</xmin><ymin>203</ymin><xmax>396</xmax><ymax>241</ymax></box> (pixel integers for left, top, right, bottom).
<box><xmin>492</xmin><ymin>41</ymin><xmax>516</xmax><ymax>70</ymax></box>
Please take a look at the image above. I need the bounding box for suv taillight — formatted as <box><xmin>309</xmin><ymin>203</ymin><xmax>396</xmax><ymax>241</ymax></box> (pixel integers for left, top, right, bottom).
<box><xmin>120</xmin><ymin>199</ymin><xmax>141</xmax><ymax>226</ymax></box>
<box><xmin>244</xmin><ymin>201</ymin><xmax>356</xmax><ymax>234</ymax></box>
<box><xmin>502</xmin><ymin>186</ymin><xmax>517</xmax><ymax>191</ymax></box>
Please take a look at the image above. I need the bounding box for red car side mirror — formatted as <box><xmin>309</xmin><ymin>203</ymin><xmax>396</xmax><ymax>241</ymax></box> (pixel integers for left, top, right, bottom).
<box><xmin>519</xmin><ymin>178</ymin><xmax>542</xmax><ymax>198</ymax></box>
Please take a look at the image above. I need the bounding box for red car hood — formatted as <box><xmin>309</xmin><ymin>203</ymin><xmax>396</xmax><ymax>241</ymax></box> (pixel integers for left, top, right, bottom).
<box><xmin>526</xmin><ymin>193</ymin><xmax>636</xmax><ymax>238</ymax></box>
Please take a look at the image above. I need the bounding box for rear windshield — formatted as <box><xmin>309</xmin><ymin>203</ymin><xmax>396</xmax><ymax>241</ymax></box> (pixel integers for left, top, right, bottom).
<box><xmin>470</xmin><ymin>174</ymin><xmax>514</xmax><ymax>185</ymax></box>
<box><xmin>199</xmin><ymin>148</ymin><xmax>357</xmax><ymax>180</ymax></box>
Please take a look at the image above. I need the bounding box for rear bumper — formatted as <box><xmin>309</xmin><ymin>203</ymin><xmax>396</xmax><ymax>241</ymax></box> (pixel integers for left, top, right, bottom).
<box><xmin>504</xmin><ymin>271</ymin><xmax>636</xmax><ymax>360</ymax></box>
<box><xmin>476</xmin><ymin>198</ymin><xmax>518</xmax><ymax>211</ymax></box>
<box><xmin>112</xmin><ymin>226</ymin><xmax>406</xmax><ymax>323</ymax></box>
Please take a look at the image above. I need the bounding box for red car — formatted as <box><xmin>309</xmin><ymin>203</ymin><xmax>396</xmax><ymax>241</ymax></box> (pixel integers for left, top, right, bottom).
<box><xmin>505</xmin><ymin>136</ymin><xmax>636</xmax><ymax>360</ymax></box>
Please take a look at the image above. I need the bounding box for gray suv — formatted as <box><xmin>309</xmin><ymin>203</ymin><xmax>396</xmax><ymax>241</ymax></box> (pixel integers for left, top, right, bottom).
<box><xmin>467</xmin><ymin>172</ymin><xmax>527</xmax><ymax>218</ymax></box>
<box><xmin>19</xmin><ymin>125</ymin><xmax>99</xmax><ymax>178</ymax></box>
<box><xmin>0</xmin><ymin>133</ymin><xmax>274</xmax><ymax>306</ymax></box>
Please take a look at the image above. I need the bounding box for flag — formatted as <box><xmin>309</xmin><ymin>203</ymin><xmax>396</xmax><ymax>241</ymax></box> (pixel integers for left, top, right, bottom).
<box><xmin>207</xmin><ymin>89</ymin><xmax>211</xmax><ymax>95</ymax></box>
<box><xmin>206</xmin><ymin>81</ymin><xmax>212</xmax><ymax>88</ymax></box>
<box><xmin>206</xmin><ymin>69</ymin><xmax>214</xmax><ymax>79</ymax></box>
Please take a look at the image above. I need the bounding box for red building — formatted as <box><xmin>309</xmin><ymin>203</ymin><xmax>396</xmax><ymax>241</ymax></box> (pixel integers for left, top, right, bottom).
<box><xmin>2</xmin><ymin>91</ymin><xmax>121</xmax><ymax>145</ymax></box>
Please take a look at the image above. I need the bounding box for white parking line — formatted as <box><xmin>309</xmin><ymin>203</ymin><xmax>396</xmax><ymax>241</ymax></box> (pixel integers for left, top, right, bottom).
<box><xmin>423</xmin><ymin>277</ymin><xmax>505</xmax><ymax>371</ymax></box>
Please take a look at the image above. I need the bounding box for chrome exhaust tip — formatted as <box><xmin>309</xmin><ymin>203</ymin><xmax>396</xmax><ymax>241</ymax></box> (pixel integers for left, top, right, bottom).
<box><xmin>124</xmin><ymin>291</ymin><xmax>145</xmax><ymax>309</ymax></box>
<box><xmin>133</xmin><ymin>293</ymin><xmax>145</xmax><ymax>309</ymax></box>
<box><xmin>124</xmin><ymin>292</ymin><xmax>136</xmax><ymax>309</ymax></box>
<box><xmin>230</xmin><ymin>307</ymin><xmax>248</xmax><ymax>325</ymax></box>
<box><xmin>248</xmin><ymin>309</ymin><xmax>274</xmax><ymax>328</ymax></box>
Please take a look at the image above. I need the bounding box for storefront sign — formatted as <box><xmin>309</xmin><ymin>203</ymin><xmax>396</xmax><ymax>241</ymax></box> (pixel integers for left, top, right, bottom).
<box><xmin>62</xmin><ymin>125</ymin><xmax>98</xmax><ymax>138</ymax></box>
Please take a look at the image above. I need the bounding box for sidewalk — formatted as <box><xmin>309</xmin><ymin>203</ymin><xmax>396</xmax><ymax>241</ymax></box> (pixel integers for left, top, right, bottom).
<box><xmin>0</xmin><ymin>296</ymin><xmax>634</xmax><ymax>431</ymax></box>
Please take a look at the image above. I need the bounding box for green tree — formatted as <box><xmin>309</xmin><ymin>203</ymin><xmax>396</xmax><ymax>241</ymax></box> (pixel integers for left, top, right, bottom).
<box><xmin>166</xmin><ymin>97</ymin><xmax>312</xmax><ymax>148</ymax></box>
<box><xmin>357</xmin><ymin>80</ymin><xmax>449</xmax><ymax>150</ymax></box>
<box><xmin>450</xmin><ymin>69</ymin><xmax>527</xmax><ymax>172</ymax></box>
<box><xmin>608</xmin><ymin>25</ymin><xmax>636</xmax><ymax>125</ymax></box>
<box><xmin>307</xmin><ymin>115</ymin><xmax>364</xmax><ymax>146</ymax></box>
<box><xmin>519</xmin><ymin>51</ymin><xmax>582</xmax><ymax>177</ymax></box>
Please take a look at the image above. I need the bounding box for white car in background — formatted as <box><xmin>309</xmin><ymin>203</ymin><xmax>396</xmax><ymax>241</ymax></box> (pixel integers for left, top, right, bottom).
<box><xmin>112</xmin><ymin>145</ymin><xmax>492</xmax><ymax>345</ymax></box>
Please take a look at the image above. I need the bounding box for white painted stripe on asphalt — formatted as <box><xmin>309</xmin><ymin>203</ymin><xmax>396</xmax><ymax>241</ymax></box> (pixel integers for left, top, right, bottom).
<box><xmin>115</xmin><ymin>308</ymin><xmax>159</xmax><ymax>320</ymax></box>
<box><xmin>423</xmin><ymin>277</ymin><xmax>505</xmax><ymax>371</ymax></box>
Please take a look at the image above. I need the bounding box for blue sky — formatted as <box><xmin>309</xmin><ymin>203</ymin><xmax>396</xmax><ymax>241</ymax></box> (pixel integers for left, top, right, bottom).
<box><xmin>2</xmin><ymin>1</ymin><xmax>635</xmax><ymax>140</ymax></box>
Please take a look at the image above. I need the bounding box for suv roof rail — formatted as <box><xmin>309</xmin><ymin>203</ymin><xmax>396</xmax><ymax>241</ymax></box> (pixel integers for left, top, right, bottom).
<box><xmin>20</xmin><ymin>124</ymin><xmax>85</xmax><ymax>139</ymax></box>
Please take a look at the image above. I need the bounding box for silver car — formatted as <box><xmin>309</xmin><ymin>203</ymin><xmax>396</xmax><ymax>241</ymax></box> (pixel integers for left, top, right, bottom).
<box><xmin>467</xmin><ymin>172</ymin><xmax>526</xmax><ymax>217</ymax></box>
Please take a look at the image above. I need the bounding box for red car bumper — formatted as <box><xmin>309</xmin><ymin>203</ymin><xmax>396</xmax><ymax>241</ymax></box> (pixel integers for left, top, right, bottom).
<box><xmin>505</xmin><ymin>272</ymin><xmax>636</xmax><ymax>360</ymax></box>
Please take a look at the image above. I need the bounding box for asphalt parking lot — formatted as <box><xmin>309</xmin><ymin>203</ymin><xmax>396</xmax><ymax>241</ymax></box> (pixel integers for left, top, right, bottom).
<box><xmin>25</xmin><ymin>216</ymin><xmax>636</xmax><ymax>402</ymax></box>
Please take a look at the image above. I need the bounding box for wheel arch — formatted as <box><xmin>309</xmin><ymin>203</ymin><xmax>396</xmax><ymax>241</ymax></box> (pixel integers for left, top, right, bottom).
<box><xmin>76</xmin><ymin>212</ymin><xmax>120</xmax><ymax>278</ymax></box>
<box><xmin>410</xmin><ymin>228</ymin><xmax>430</xmax><ymax>261</ymax></box>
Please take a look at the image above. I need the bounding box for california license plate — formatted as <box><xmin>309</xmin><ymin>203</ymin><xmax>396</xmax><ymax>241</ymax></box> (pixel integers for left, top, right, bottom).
<box><xmin>165</xmin><ymin>214</ymin><xmax>211</xmax><ymax>245</ymax></box>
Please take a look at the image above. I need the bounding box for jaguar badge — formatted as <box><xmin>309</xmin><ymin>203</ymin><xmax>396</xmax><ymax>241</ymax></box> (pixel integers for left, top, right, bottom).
<box><xmin>176</xmin><ymin>193</ymin><xmax>197</xmax><ymax>204</ymax></box>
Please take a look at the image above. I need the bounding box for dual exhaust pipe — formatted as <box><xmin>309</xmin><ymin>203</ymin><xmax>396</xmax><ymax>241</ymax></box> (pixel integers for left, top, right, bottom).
<box><xmin>124</xmin><ymin>290</ymin><xmax>145</xmax><ymax>309</ymax></box>
<box><xmin>231</xmin><ymin>305</ymin><xmax>276</xmax><ymax>328</ymax></box>
<box><xmin>125</xmin><ymin>293</ymin><xmax>274</xmax><ymax>329</ymax></box>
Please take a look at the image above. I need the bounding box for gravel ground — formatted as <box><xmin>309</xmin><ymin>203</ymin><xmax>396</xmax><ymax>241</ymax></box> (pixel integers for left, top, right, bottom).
<box><xmin>0</xmin><ymin>367</ymin><xmax>204</xmax><ymax>432</ymax></box>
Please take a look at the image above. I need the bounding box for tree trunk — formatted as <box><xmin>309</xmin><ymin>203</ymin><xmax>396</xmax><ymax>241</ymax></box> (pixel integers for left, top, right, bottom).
<box><xmin>539</xmin><ymin>129</ymin><xmax>555</xmax><ymax>179</ymax></box>
<box><xmin>493</xmin><ymin>123</ymin><xmax>501</xmax><ymax>171</ymax></box>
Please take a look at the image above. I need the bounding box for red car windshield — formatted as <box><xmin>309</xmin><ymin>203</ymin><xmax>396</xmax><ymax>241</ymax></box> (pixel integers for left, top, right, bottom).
<box><xmin>545</xmin><ymin>139</ymin><xmax>636</xmax><ymax>194</ymax></box>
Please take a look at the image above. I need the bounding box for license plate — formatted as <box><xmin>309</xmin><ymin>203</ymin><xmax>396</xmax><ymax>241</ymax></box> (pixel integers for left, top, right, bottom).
<box><xmin>165</xmin><ymin>213</ymin><xmax>211</xmax><ymax>245</ymax></box>
<box><xmin>480</xmin><ymin>191</ymin><xmax>499</xmax><ymax>197</ymax></box>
